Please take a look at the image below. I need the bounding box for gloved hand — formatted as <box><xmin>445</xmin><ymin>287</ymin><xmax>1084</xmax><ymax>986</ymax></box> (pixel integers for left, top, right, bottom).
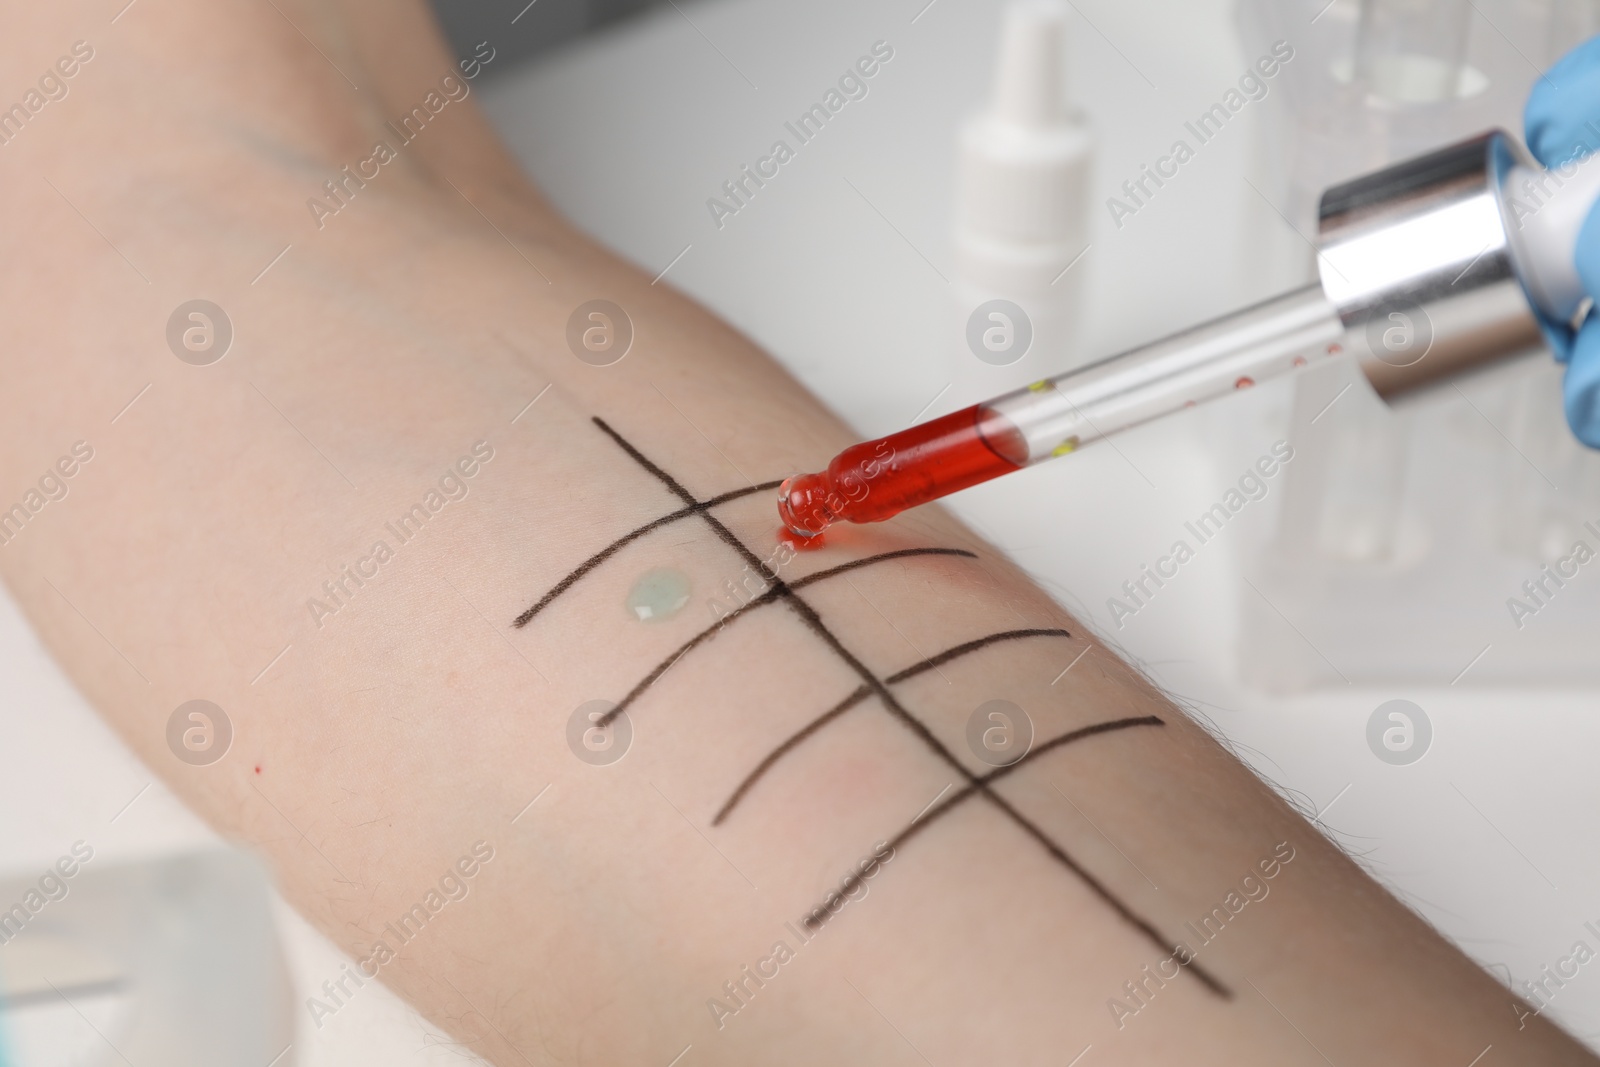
<box><xmin>1525</xmin><ymin>35</ymin><xmax>1600</xmax><ymax>447</ymax></box>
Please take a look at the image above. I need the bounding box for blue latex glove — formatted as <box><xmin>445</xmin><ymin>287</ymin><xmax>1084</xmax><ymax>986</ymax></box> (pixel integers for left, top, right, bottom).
<box><xmin>1525</xmin><ymin>35</ymin><xmax>1600</xmax><ymax>447</ymax></box>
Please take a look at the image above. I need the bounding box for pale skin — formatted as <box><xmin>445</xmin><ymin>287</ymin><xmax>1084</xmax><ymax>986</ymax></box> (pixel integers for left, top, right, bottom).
<box><xmin>0</xmin><ymin>1</ymin><xmax>1590</xmax><ymax>1063</ymax></box>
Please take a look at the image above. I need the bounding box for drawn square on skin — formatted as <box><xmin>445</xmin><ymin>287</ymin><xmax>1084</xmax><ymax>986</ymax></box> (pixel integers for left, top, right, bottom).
<box><xmin>512</xmin><ymin>417</ymin><xmax>1226</xmax><ymax>998</ymax></box>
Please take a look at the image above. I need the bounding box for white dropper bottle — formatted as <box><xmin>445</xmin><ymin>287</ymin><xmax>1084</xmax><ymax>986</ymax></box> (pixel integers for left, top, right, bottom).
<box><xmin>948</xmin><ymin>0</ymin><xmax>1092</xmax><ymax>409</ymax></box>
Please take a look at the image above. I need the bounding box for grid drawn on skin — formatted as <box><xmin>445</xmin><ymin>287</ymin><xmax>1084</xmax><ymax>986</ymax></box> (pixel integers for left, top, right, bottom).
<box><xmin>513</xmin><ymin>416</ymin><xmax>1229</xmax><ymax>998</ymax></box>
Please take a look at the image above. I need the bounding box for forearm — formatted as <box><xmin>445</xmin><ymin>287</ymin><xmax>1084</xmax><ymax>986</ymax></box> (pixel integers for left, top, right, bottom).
<box><xmin>0</xmin><ymin>3</ymin><xmax>1590</xmax><ymax>1063</ymax></box>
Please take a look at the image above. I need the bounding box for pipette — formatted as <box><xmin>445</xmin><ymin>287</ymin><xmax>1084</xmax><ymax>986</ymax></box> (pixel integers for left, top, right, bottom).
<box><xmin>778</xmin><ymin>130</ymin><xmax>1600</xmax><ymax>539</ymax></box>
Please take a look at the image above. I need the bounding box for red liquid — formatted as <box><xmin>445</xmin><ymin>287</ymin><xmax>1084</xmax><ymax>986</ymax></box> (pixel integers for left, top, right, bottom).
<box><xmin>776</xmin><ymin>526</ymin><xmax>826</xmax><ymax>552</ymax></box>
<box><xmin>777</xmin><ymin>405</ymin><xmax>1024</xmax><ymax>537</ymax></box>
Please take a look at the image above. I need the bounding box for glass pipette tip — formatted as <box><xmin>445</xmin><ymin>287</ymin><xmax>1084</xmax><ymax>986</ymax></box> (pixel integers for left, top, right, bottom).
<box><xmin>779</xmin><ymin>284</ymin><xmax>1344</xmax><ymax>539</ymax></box>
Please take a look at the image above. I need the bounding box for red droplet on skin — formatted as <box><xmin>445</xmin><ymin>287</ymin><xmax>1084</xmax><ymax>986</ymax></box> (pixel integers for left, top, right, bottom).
<box><xmin>1235</xmin><ymin>376</ymin><xmax>1255</xmax><ymax>389</ymax></box>
<box><xmin>254</xmin><ymin>765</ymin><xmax>262</xmax><ymax>775</ymax></box>
<box><xmin>778</xmin><ymin>526</ymin><xmax>826</xmax><ymax>552</ymax></box>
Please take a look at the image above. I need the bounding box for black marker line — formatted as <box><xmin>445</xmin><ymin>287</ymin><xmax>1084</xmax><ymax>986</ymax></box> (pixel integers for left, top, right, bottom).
<box><xmin>512</xmin><ymin>480</ymin><xmax>782</xmax><ymax>627</ymax></box>
<box><xmin>588</xmin><ymin>418</ymin><xmax>1222</xmax><ymax>996</ymax></box>
<box><xmin>805</xmin><ymin>716</ymin><xmax>1160</xmax><ymax>910</ymax></box>
<box><xmin>799</xmin><ymin>713</ymin><xmax>1228</xmax><ymax>997</ymax></box>
<box><xmin>713</xmin><ymin>628</ymin><xmax>1073</xmax><ymax>825</ymax></box>
<box><xmin>887</xmin><ymin>628</ymin><xmax>1072</xmax><ymax>681</ymax></box>
<box><xmin>898</xmin><ymin>717</ymin><xmax>1168</xmax><ymax>847</ymax></box>
<box><xmin>792</xmin><ymin>547</ymin><xmax>977</xmax><ymax>590</ymax></box>
<box><xmin>597</xmin><ymin>547</ymin><xmax>979</xmax><ymax>727</ymax></box>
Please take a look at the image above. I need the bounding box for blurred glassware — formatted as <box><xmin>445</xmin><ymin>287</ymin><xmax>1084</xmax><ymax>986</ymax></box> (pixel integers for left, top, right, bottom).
<box><xmin>0</xmin><ymin>849</ymin><xmax>293</xmax><ymax>1067</ymax></box>
<box><xmin>1353</xmin><ymin>0</ymin><xmax>1473</xmax><ymax>104</ymax></box>
<box><xmin>1232</xmin><ymin>0</ymin><xmax>1600</xmax><ymax>690</ymax></box>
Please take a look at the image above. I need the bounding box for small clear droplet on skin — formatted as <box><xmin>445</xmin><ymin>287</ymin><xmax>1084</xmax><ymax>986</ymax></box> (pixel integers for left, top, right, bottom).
<box><xmin>626</xmin><ymin>567</ymin><xmax>692</xmax><ymax>622</ymax></box>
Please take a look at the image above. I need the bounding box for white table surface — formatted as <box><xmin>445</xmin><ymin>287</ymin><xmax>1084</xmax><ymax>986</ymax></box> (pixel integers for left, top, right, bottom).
<box><xmin>2</xmin><ymin>0</ymin><xmax>1596</xmax><ymax>1062</ymax></box>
